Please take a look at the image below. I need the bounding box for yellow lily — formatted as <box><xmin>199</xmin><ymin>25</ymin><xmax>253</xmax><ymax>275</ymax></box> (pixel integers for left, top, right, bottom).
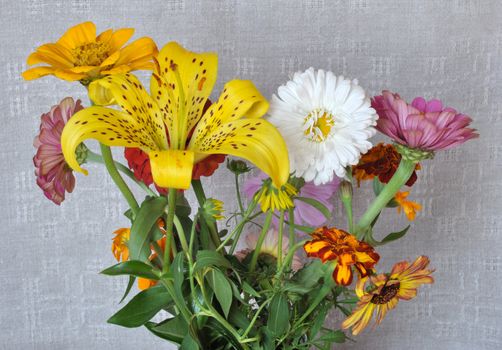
<box><xmin>61</xmin><ymin>42</ymin><xmax>290</xmax><ymax>190</ymax></box>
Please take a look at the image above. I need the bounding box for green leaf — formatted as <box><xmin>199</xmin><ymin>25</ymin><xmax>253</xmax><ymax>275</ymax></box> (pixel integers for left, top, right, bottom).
<box><xmin>194</xmin><ymin>250</ymin><xmax>231</xmax><ymax>273</ymax></box>
<box><xmin>319</xmin><ymin>330</ymin><xmax>346</xmax><ymax>343</ymax></box>
<box><xmin>101</xmin><ymin>260</ymin><xmax>159</xmax><ymax>280</ymax></box>
<box><xmin>295</xmin><ymin>197</ymin><xmax>331</xmax><ymax>220</ymax></box>
<box><xmin>242</xmin><ymin>281</ymin><xmax>260</xmax><ymax>298</ymax></box>
<box><xmin>180</xmin><ymin>334</ymin><xmax>199</xmax><ymax>350</ymax></box>
<box><xmin>379</xmin><ymin>225</ymin><xmax>411</xmax><ymax>245</ymax></box>
<box><xmin>267</xmin><ymin>293</ymin><xmax>290</xmax><ymax>337</ymax></box>
<box><xmin>207</xmin><ymin>269</ymin><xmax>233</xmax><ymax>318</ymax></box>
<box><xmin>144</xmin><ymin>315</ymin><xmax>188</xmax><ymax>343</ymax></box>
<box><xmin>310</xmin><ymin>302</ymin><xmax>330</xmax><ymax>339</ymax></box>
<box><xmin>119</xmin><ymin>276</ymin><xmax>135</xmax><ymax>304</ymax></box>
<box><xmin>205</xmin><ymin>318</ymin><xmax>244</xmax><ymax>350</ymax></box>
<box><xmin>108</xmin><ymin>285</ymin><xmax>172</xmax><ymax>328</ymax></box>
<box><xmin>129</xmin><ymin>196</ymin><xmax>168</xmax><ymax>262</ymax></box>
<box><xmin>171</xmin><ymin>253</ymin><xmax>186</xmax><ymax>303</ymax></box>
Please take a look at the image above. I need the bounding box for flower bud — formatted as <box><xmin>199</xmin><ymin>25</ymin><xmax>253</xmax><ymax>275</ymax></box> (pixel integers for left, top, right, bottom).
<box><xmin>339</xmin><ymin>180</ymin><xmax>353</xmax><ymax>201</ymax></box>
<box><xmin>75</xmin><ymin>142</ymin><xmax>89</xmax><ymax>165</ymax></box>
<box><xmin>227</xmin><ymin>159</ymin><xmax>251</xmax><ymax>175</ymax></box>
<box><xmin>202</xmin><ymin>198</ymin><xmax>225</xmax><ymax>222</ymax></box>
<box><xmin>394</xmin><ymin>143</ymin><xmax>434</xmax><ymax>163</ymax></box>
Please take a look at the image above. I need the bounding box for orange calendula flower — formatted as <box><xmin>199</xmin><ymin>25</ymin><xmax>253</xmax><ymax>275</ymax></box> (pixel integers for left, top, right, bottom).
<box><xmin>138</xmin><ymin>236</ymin><xmax>166</xmax><ymax>290</ymax></box>
<box><xmin>352</xmin><ymin>143</ymin><xmax>420</xmax><ymax>186</ymax></box>
<box><xmin>111</xmin><ymin>228</ymin><xmax>130</xmax><ymax>262</ymax></box>
<box><xmin>395</xmin><ymin>191</ymin><xmax>422</xmax><ymax>221</ymax></box>
<box><xmin>342</xmin><ymin>256</ymin><xmax>434</xmax><ymax>335</ymax></box>
<box><xmin>304</xmin><ymin>227</ymin><xmax>380</xmax><ymax>286</ymax></box>
<box><xmin>23</xmin><ymin>21</ymin><xmax>157</xmax><ymax>82</ymax></box>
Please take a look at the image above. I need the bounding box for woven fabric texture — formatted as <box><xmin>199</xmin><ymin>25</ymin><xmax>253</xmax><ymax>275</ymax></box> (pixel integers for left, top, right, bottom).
<box><xmin>0</xmin><ymin>0</ymin><xmax>500</xmax><ymax>349</ymax></box>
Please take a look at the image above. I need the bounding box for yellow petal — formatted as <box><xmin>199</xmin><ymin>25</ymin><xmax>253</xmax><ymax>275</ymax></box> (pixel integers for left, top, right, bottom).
<box><xmin>22</xmin><ymin>67</ymin><xmax>55</xmax><ymax>80</ymax></box>
<box><xmin>108</xmin><ymin>28</ymin><xmax>135</xmax><ymax>51</ymax></box>
<box><xmin>57</xmin><ymin>21</ymin><xmax>96</xmax><ymax>49</ymax></box>
<box><xmin>192</xmin><ymin>118</ymin><xmax>290</xmax><ymax>188</ymax></box>
<box><xmin>91</xmin><ymin>74</ymin><xmax>168</xmax><ymax>149</ymax></box>
<box><xmin>100</xmin><ymin>50</ymin><xmax>121</xmax><ymax>67</ymax></box>
<box><xmin>115</xmin><ymin>37</ymin><xmax>158</xmax><ymax>66</ymax></box>
<box><xmin>96</xmin><ymin>28</ymin><xmax>113</xmax><ymax>43</ymax></box>
<box><xmin>100</xmin><ymin>64</ymin><xmax>131</xmax><ymax>75</ymax></box>
<box><xmin>34</xmin><ymin>43</ymin><xmax>74</xmax><ymax>65</ymax></box>
<box><xmin>61</xmin><ymin>106</ymin><xmax>155</xmax><ymax>175</ymax></box>
<box><xmin>152</xmin><ymin>41</ymin><xmax>217</xmax><ymax>146</ymax></box>
<box><xmin>149</xmin><ymin>149</ymin><xmax>195</xmax><ymax>189</ymax></box>
<box><xmin>53</xmin><ymin>69</ymin><xmax>86</xmax><ymax>81</ymax></box>
<box><xmin>27</xmin><ymin>44</ymin><xmax>74</xmax><ymax>68</ymax></box>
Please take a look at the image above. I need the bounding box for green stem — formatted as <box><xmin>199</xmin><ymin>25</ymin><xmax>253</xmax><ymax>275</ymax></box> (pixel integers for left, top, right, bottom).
<box><xmin>355</xmin><ymin>159</ymin><xmax>416</xmax><ymax>238</ymax></box>
<box><xmin>249</xmin><ymin>211</ymin><xmax>273</xmax><ymax>273</ymax></box>
<box><xmin>191</xmin><ymin>179</ymin><xmax>222</xmax><ymax>248</ymax></box>
<box><xmin>86</xmin><ymin>150</ymin><xmax>157</xmax><ymax>197</ymax></box>
<box><xmin>235</xmin><ymin>173</ymin><xmax>245</xmax><ymax>214</ymax></box>
<box><xmin>341</xmin><ymin>197</ymin><xmax>354</xmax><ymax>233</ymax></box>
<box><xmin>277</xmin><ymin>211</ymin><xmax>285</xmax><ymax>272</ymax></box>
<box><xmin>173</xmin><ymin>215</ymin><xmax>189</xmax><ymax>253</ymax></box>
<box><xmin>163</xmin><ymin>188</ymin><xmax>177</xmax><ymax>273</ymax></box>
<box><xmin>291</xmin><ymin>284</ymin><xmax>331</xmax><ymax>329</ymax></box>
<box><xmin>219</xmin><ymin>198</ymin><xmax>258</xmax><ymax>253</ymax></box>
<box><xmin>99</xmin><ymin>144</ymin><xmax>139</xmax><ymax>214</ymax></box>
<box><xmin>276</xmin><ymin>239</ymin><xmax>307</xmax><ymax>278</ymax></box>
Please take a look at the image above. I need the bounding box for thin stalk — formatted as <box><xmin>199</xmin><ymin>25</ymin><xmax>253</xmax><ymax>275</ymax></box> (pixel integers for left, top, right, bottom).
<box><xmin>218</xmin><ymin>197</ymin><xmax>258</xmax><ymax>253</ymax></box>
<box><xmin>241</xmin><ymin>297</ymin><xmax>272</xmax><ymax>338</ymax></box>
<box><xmin>163</xmin><ymin>188</ymin><xmax>177</xmax><ymax>273</ymax></box>
<box><xmin>86</xmin><ymin>150</ymin><xmax>156</xmax><ymax>197</ymax></box>
<box><xmin>355</xmin><ymin>159</ymin><xmax>416</xmax><ymax>238</ymax></box>
<box><xmin>276</xmin><ymin>239</ymin><xmax>307</xmax><ymax>278</ymax></box>
<box><xmin>286</xmin><ymin>208</ymin><xmax>296</xmax><ymax>271</ymax></box>
<box><xmin>173</xmin><ymin>215</ymin><xmax>189</xmax><ymax>253</ymax></box>
<box><xmin>191</xmin><ymin>179</ymin><xmax>222</xmax><ymax>248</ymax></box>
<box><xmin>290</xmin><ymin>284</ymin><xmax>331</xmax><ymax>331</ymax></box>
<box><xmin>277</xmin><ymin>211</ymin><xmax>285</xmax><ymax>272</ymax></box>
<box><xmin>249</xmin><ymin>211</ymin><xmax>273</xmax><ymax>273</ymax></box>
<box><xmin>341</xmin><ymin>197</ymin><xmax>354</xmax><ymax>233</ymax></box>
<box><xmin>99</xmin><ymin>144</ymin><xmax>139</xmax><ymax>214</ymax></box>
<box><xmin>235</xmin><ymin>173</ymin><xmax>245</xmax><ymax>214</ymax></box>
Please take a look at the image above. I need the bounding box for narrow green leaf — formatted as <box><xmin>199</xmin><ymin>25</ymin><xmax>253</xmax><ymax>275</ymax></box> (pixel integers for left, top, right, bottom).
<box><xmin>319</xmin><ymin>330</ymin><xmax>346</xmax><ymax>343</ymax></box>
<box><xmin>108</xmin><ymin>285</ymin><xmax>172</xmax><ymax>328</ymax></box>
<box><xmin>144</xmin><ymin>315</ymin><xmax>188</xmax><ymax>343</ymax></box>
<box><xmin>267</xmin><ymin>293</ymin><xmax>290</xmax><ymax>337</ymax></box>
<box><xmin>242</xmin><ymin>281</ymin><xmax>260</xmax><ymax>298</ymax></box>
<box><xmin>295</xmin><ymin>197</ymin><xmax>331</xmax><ymax>220</ymax></box>
<box><xmin>129</xmin><ymin>196</ymin><xmax>168</xmax><ymax>262</ymax></box>
<box><xmin>119</xmin><ymin>276</ymin><xmax>135</xmax><ymax>304</ymax></box>
<box><xmin>171</xmin><ymin>253</ymin><xmax>186</xmax><ymax>304</ymax></box>
<box><xmin>101</xmin><ymin>260</ymin><xmax>159</xmax><ymax>280</ymax></box>
<box><xmin>194</xmin><ymin>250</ymin><xmax>231</xmax><ymax>273</ymax></box>
<box><xmin>379</xmin><ymin>225</ymin><xmax>411</xmax><ymax>244</ymax></box>
<box><xmin>310</xmin><ymin>303</ymin><xmax>330</xmax><ymax>339</ymax></box>
<box><xmin>207</xmin><ymin>269</ymin><xmax>233</xmax><ymax>318</ymax></box>
<box><xmin>180</xmin><ymin>334</ymin><xmax>199</xmax><ymax>350</ymax></box>
<box><xmin>205</xmin><ymin>318</ymin><xmax>244</xmax><ymax>350</ymax></box>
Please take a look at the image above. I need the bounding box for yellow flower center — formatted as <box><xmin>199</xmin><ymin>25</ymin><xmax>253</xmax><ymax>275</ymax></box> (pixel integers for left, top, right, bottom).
<box><xmin>304</xmin><ymin>108</ymin><xmax>335</xmax><ymax>142</ymax></box>
<box><xmin>371</xmin><ymin>282</ymin><xmax>400</xmax><ymax>304</ymax></box>
<box><xmin>72</xmin><ymin>42</ymin><xmax>110</xmax><ymax>66</ymax></box>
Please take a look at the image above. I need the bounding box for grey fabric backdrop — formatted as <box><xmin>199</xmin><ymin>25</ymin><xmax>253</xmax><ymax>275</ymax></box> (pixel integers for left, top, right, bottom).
<box><xmin>0</xmin><ymin>0</ymin><xmax>500</xmax><ymax>349</ymax></box>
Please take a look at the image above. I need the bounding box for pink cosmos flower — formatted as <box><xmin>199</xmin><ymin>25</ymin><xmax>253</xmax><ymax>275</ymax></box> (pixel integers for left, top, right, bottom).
<box><xmin>243</xmin><ymin>172</ymin><xmax>339</xmax><ymax>228</ymax></box>
<box><xmin>372</xmin><ymin>91</ymin><xmax>478</xmax><ymax>151</ymax></box>
<box><xmin>33</xmin><ymin>97</ymin><xmax>83</xmax><ymax>205</ymax></box>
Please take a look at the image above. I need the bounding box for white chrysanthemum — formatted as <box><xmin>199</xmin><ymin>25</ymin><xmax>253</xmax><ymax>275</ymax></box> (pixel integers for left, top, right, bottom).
<box><xmin>268</xmin><ymin>68</ymin><xmax>378</xmax><ymax>184</ymax></box>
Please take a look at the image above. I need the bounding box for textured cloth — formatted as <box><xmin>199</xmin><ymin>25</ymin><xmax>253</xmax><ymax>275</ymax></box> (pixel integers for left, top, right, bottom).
<box><xmin>0</xmin><ymin>0</ymin><xmax>501</xmax><ymax>349</ymax></box>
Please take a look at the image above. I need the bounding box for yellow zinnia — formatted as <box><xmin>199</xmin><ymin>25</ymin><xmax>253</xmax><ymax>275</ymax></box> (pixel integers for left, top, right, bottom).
<box><xmin>61</xmin><ymin>42</ymin><xmax>290</xmax><ymax>191</ymax></box>
<box><xmin>22</xmin><ymin>21</ymin><xmax>157</xmax><ymax>82</ymax></box>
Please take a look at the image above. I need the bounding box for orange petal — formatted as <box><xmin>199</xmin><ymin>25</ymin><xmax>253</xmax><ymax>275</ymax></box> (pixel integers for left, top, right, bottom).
<box><xmin>333</xmin><ymin>263</ymin><xmax>353</xmax><ymax>286</ymax></box>
<box><xmin>22</xmin><ymin>67</ymin><xmax>55</xmax><ymax>80</ymax></box>
<box><xmin>109</xmin><ymin>28</ymin><xmax>135</xmax><ymax>51</ymax></box>
<box><xmin>57</xmin><ymin>21</ymin><xmax>97</xmax><ymax>49</ymax></box>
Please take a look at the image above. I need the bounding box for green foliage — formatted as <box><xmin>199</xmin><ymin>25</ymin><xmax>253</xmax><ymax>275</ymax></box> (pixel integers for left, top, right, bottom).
<box><xmin>101</xmin><ymin>260</ymin><xmax>160</xmax><ymax>280</ymax></box>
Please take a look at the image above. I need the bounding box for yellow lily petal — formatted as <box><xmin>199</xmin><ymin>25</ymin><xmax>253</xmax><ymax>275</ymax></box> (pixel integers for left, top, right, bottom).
<box><xmin>22</xmin><ymin>67</ymin><xmax>55</xmax><ymax>80</ymax></box>
<box><xmin>91</xmin><ymin>74</ymin><xmax>168</xmax><ymax>149</ymax></box>
<box><xmin>61</xmin><ymin>106</ymin><xmax>155</xmax><ymax>175</ymax></box>
<box><xmin>108</xmin><ymin>28</ymin><xmax>135</xmax><ymax>51</ymax></box>
<box><xmin>190</xmin><ymin>80</ymin><xmax>268</xmax><ymax>146</ymax></box>
<box><xmin>193</xmin><ymin>118</ymin><xmax>290</xmax><ymax>188</ymax></box>
<box><xmin>89</xmin><ymin>80</ymin><xmax>115</xmax><ymax>105</ymax></box>
<box><xmin>57</xmin><ymin>21</ymin><xmax>96</xmax><ymax>49</ymax></box>
<box><xmin>151</xmin><ymin>41</ymin><xmax>217</xmax><ymax>147</ymax></box>
<box><xmin>149</xmin><ymin>149</ymin><xmax>195</xmax><ymax>189</ymax></box>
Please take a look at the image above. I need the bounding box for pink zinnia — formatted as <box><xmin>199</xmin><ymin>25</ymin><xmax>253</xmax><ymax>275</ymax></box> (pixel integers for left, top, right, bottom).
<box><xmin>33</xmin><ymin>97</ymin><xmax>83</xmax><ymax>205</ymax></box>
<box><xmin>372</xmin><ymin>91</ymin><xmax>478</xmax><ymax>151</ymax></box>
<box><xmin>243</xmin><ymin>172</ymin><xmax>340</xmax><ymax>228</ymax></box>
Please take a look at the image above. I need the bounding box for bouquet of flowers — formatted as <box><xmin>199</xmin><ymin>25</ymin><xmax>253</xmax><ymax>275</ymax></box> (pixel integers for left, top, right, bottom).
<box><xmin>25</xmin><ymin>22</ymin><xmax>478</xmax><ymax>349</ymax></box>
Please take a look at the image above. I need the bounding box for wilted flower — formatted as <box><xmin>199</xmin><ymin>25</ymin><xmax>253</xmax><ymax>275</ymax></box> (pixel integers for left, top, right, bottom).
<box><xmin>372</xmin><ymin>91</ymin><xmax>478</xmax><ymax>156</ymax></box>
<box><xmin>244</xmin><ymin>176</ymin><xmax>297</xmax><ymax>212</ymax></box>
<box><xmin>202</xmin><ymin>198</ymin><xmax>225</xmax><ymax>222</ymax></box>
<box><xmin>304</xmin><ymin>227</ymin><xmax>380</xmax><ymax>286</ymax></box>
<box><xmin>244</xmin><ymin>172</ymin><xmax>339</xmax><ymax>227</ymax></box>
<box><xmin>235</xmin><ymin>230</ymin><xmax>303</xmax><ymax>271</ymax></box>
<box><xmin>33</xmin><ymin>97</ymin><xmax>84</xmax><ymax>205</ymax></box>
<box><xmin>394</xmin><ymin>191</ymin><xmax>422</xmax><ymax>221</ymax></box>
<box><xmin>268</xmin><ymin>68</ymin><xmax>378</xmax><ymax>183</ymax></box>
<box><xmin>342</xmin><ymin>256</ymin><xmax>434</xmax><ymax>335</ymax></box>
<box><xmin>23</xmin><ymin>21</ymin><xmax>157</xmax><ymax>83</ymax></box>
<box><xmin>352</xmin><ymin>143</ymin><xmax>420</xmax><ymax>187</ymax></box>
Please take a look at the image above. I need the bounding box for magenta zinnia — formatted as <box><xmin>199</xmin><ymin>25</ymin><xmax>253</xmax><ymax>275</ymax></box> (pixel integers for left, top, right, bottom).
<box><xmin>372</xmin><ymin>91</ymin><xmax>478</xmax><ymax>151</ymax></box>
<box><xmin>33</xmin><ymin>97</ymin><xmax>84</xmax><ymax>205</ymax></box>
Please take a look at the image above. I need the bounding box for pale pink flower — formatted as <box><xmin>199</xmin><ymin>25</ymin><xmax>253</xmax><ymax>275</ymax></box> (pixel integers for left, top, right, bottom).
<box><xmin>33</xmin><ymin>97</ymin><xmax>83</xmax><ymax>205</ymax></box>
<box><xmin>372</xmin><ymin>91</ymin><xmax>478</xmax><ymax>151</ymax></box>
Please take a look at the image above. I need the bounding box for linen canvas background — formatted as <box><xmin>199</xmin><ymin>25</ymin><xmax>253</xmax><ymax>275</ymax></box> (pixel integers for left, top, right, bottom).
<box><xmin>0</xmin><ymin>0</ymin><xmax>500</xmax><ymax>349</ymax></box>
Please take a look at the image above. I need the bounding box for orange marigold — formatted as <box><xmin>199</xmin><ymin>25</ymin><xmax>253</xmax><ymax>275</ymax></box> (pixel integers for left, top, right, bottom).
<box><xmin>304</xmin><ymin>227</ymin><xmax>380</xmax><ymax>286</ymax></box>
<box><xmin>352</xmin><ymin>143</ymin><xmax>420</xmax><ymax>186</ymax></box>
<box><xmin>342</xmin><ymin>256</ymin><xmax>434</xmax><ymax>335</ymax></box>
